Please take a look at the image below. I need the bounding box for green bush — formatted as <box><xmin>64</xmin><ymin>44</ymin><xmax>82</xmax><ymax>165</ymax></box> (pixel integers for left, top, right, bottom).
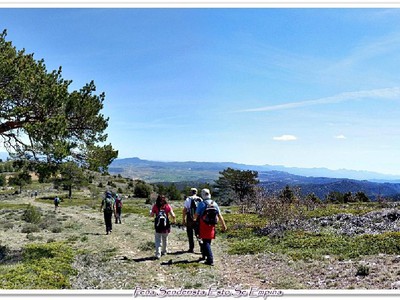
<box><xmin>21</xmin><ymin>223</ymin><xmax>40</xmax><ymax>233</ymax></box>
<box><xmin>356</xmin><ymin>264</ymin><xmax>370</xmax><ymax>276</ymax></box>
<box><xmin>22</xmin><ymin>204</ymin><xmax>42</xmax><ymax>224</ymax></box>
<box><xmin>39</xmin><ymin>215</ymin><xmax>59</xmax><ymax>230</ymax></box>
<box><xmin>26</xmin><ymin>233</ymin><xmax>43</xmax><ymax>241</ymax></box>
<box><xmin>134</xmin><ymin>183</ymin><xmax>152</xmax><ymax>198</ymax></box>
<box><xmin>0</xmin><ymin>242</ymin><xmax>77</xmax><ymax>289</ymax></box>
<box><xmin>51</xmin><ymin>226</ymin><xmax>63</xmax><ymax>233</ymax></box>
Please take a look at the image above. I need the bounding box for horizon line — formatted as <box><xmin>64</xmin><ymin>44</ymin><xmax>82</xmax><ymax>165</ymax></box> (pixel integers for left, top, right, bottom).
<box><xmin>114</xmin><ymin>156</ymin><xmax>400</xmax><ymax>177</ymax></box>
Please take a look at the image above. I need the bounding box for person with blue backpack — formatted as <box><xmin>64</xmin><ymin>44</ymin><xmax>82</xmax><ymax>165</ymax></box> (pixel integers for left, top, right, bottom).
<box><xmin>100</xmin><ymin>190</ymin><xmax>116</xmax><ymax>235</ymax></box>
<box><xmin>150</xmin><ymin>194</ymin><xmax>176</xmax><ymax>259</ymax></box>
<box><xmin>54</xmin><ymin>196</ymin><xmax>60</xmax><ymax>212</ymax></box>
<box><xmin>193</xmin><ymin>188</ymin><xmax>227</xmax><ymax>266</ymax></box>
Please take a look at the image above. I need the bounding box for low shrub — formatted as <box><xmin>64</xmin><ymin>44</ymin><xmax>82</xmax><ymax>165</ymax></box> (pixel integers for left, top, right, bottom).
<box><xmin>356</xmin><ymin>264</ymin><xmax>370</xmax><ymax>276</ymax></box>
<box><xmin>228</xmin><ymin>230</ymin><xmax>400</xmax><ymax>260</ymax></box>
<box><xmin>21</xmin><ymin>223</ymin><xmax>40</xmax><ymax>234</ymax></box>
<box><xmin>39</xmin><ymin>215</ymin><xmax>60</xmax><ymax>230</ymax></box>
<box><xmin>51</xmin><ymin>226</ymin><xmax>63</xmax><ymax>233</ymax></box>
<box><xmin>139</xmin><ymin>241</ymin><xmax>154</xmax><ymax>251</ymax></box>
<box><xmin>26</xmin><ymin>233</ymin><xmax>43</xmax><ymax>241</ymax></box>
<box><xmin>22</xmin><ymin>204</ymin><xmax>42</xmax><ymax>224</ymax></box>
<box><xmin>0</xmin><ymin>242</ymin><xmax>77</xmax><ymax>289</ymax></box>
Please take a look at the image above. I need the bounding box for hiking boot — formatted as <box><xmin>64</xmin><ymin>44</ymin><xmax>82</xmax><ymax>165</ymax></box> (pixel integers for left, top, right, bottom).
<box><xmin>204</xmin><ymin>261</ymin><xmax>214</xmax><ymax>266</ymax></box>
<box><xmin>188</xmin><ymin>249</ymin><xmax>194</xmax><ymax>253</ymax></box>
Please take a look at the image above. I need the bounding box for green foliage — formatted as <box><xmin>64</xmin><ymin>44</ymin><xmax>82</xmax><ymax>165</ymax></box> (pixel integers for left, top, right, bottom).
<box><xmin>0</xmin><ymin>242</ymin><xmax>77</xmax><ymax>289</ymax></box>
<box><xmin>326</xmin><ymin>191</ymin><xmax>345</xmax><ymax>203</ymax></box>
<box><xmin>139</xmin><ymin>241</ymin><xmax>155</xmax><ymax>251</ymax></box>
<box><xmin>22</xmin><ymin>204</ymin><xmax>42</xmax><ymax>224</ymax></box>
<box><xmin>33</xmin><ymin>162</ymin><xmax>58</xmax><ymax>183</ymax></box>
<box><xmin>134</xmin><ymin>182</ymin><xmax>152</xmax><ymax>198</ymax></box>
<box><xmin>355</xmin><ymin>191</ymin><xmax>370</xmax><ymax>202</ymax></box>
<box><xmin>165</xmin><ymin>183</ymin><xmax>181</xmax><ymax>200</ymax></box>
<box><xmin>279</xmin><ymin>185</ymin><xmax>296</xmax><ymax>203</ymax></box>
<box><xmin>122</xmin><ymin>201</ymin><xmax>151</xmax><ymax>216</ymax></box>
<box><xmin>215</xmin><ymin>167</ymin><xmax>259</xmax><ymax>206</ymax></box>
<box><xmin>8</xmin><ymin>170</ymin><xmax>32</xmax><ymax>192</ymax></box>
<box><xmin>54</xmin><ymin>162</ymin><xmax>88</xmax><ymax>198</ymax></box>
<box><xmin>51</xmin><ymin>226</ymin><xmax>63</xmax><ymax>233</ymax></box>
<box><xmin>0</xmin><ymin>160</ymin><xmax>15</xmax><ymax>173</ymax></box>
<box><xmin>356</xmin><ymin>264</ymin><xmax>370</xmax><ymax>276</ymax></box>
<box><xmin>0</xmin><ymin>203</ymin><xmax>30</xmax><ymax>210</ymax></box>
<box><xmin>38</xmin><ymin>214</ymin><xmax>61</xmax><ymax>231</ymax></box>
<box><xmin>228</xmin><ymin>230</ymin><xmax>400</xmax><ymax>261</ymax></box>
<box><xmin>0</xmin><ymin>174</ymin><xmax>6</xmax><ymax>186</ymax></box>
<box><xmin>85</xmin><ymin>144</ymin><xmax>118</xmax><ymax>173</ymax></box>
<box><xmin>221</xmin><ymin>201</ymin><xmax>400</xmax><ymax>261</ymax></box>
<box><xmin>326</xmin><ymin>191</ymin><xmax>370</xmax><ymax>204</ymax></box>
<box><xmin>0</xmin><ymin>30</ymin><xmax>116</xmax><ymax>169</ymax></box>
<box><xmin>21</xmin><ymin>223</ymin><xmax>40</xmax><ymax>233</ymax></box>
<box><xmin>304</xmin><ymin>203</ymin><xmax>379</xmax><ymax>218</ymax></box>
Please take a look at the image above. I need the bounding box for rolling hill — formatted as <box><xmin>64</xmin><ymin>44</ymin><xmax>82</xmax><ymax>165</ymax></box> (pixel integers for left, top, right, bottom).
<box><xmin>109</xmin><ymin>157</ymin><xmax>400</xmax><ymax>200</ymax></box>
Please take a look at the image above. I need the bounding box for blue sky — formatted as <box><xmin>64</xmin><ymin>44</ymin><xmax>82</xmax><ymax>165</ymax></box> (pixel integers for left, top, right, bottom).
<box><xmin>1</xmin><ymin>8</ymin><xmax>400</xmax><ymax>175</ymax></box>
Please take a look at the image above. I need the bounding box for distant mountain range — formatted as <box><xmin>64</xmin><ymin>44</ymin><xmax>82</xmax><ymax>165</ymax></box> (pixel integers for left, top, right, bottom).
<box><xmin>109</xmin><ymin>157</ymin><xmax>400</xmax><ymax>200</ymax></box>
<box><xmin>109</xmin><ymin>157</ymin><xmax>400</xmax><ymax>182</ymax></box>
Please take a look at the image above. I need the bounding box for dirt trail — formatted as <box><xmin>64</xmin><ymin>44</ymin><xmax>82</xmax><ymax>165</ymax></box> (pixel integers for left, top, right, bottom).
<box><xmin>2</xmin><ymin>193</ymin><xmax>234</xmax><ymax>289</ymax></box>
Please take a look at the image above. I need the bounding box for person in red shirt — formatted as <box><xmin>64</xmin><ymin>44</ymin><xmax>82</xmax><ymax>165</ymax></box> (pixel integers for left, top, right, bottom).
<box><xmin>193</xmin><ymin>188</ymin><xmax>227</xmax><ymax>266</ymax></box>
<box><xmin>150</xmin><ymin>194</ymin><xmax>176</xmax><ymax>259</ymax></box>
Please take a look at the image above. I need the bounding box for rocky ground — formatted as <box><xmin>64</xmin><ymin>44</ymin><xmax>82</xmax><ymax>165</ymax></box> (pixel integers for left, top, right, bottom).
<box><xmin>1</xmin><ymin>192</ymin><xmax>400</xmax><ymax>291</ymax></box>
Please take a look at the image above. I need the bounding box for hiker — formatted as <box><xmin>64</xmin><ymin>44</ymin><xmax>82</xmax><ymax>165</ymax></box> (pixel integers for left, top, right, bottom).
<box><xmin>100</xmin><ymin>190</ymin><xmax>116</xmax><ymax>235</ymax></box>
<box><xmin>193</xmin><ymin>188</ymin><xmax>227</xmax><ymax>266</ymax></box>
<box><xmin>115</xmin><ymin>193</ymin><xmax>123</xmax><ymax>224</ymax></box>
<box><xmin>150</xmin><ymin>194</ymin><xmax>176</xmax><ymax>259</ymax></box>
<box><xmin>54</xmin><ymin>196</ymin><xmax>60</xmax><ymax>212</ymax></box>
<box><xmin>182</xmin><ymin>188</ymin><xmax>203</xmax><ymax>253</ymax></box>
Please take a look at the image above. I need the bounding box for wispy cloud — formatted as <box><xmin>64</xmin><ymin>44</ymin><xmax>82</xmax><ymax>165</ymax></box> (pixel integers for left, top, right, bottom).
<box><xmin>238</xmin><ymin>87</ymin><xmax>400</xmax><ymax>113</ymax></box>
<box><xmin>334</xmin><ymin>134</ymin><xmax>347</xmax><ymax>140</ymax></box>
<box><xmin>273</xmin><ymin>135</ymin><xmax>297</xmax><ymax>141</ymax></box>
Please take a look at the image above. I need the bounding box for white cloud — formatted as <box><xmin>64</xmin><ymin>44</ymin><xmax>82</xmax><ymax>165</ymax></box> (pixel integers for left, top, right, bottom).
<box><xmin>334</xmin><ymin>134</ymin><xmax>347</xmax><ymax>139</ymax></box>
<box><xmin>238</xmin><ymin>87</ymin><xmax>400</xmax><ymax>113</ymax></box>
<box><xmin>273</xmin><ymin>135</ymin><xmax>297</xmax><ymax>141</ymax></box>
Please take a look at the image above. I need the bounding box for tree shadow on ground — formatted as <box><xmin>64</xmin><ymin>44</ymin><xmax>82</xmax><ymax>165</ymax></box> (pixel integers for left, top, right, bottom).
<box><xmin>82</xmin><ymin>232</ymin><xmax>102</xmax><ymax>236</ymax></box>
<box><xmin>132</xmin><ymin>256</ymin><xmax>159</xmax><ymax>262</ymax></box>
<box><xmin>160</xmin><ymin>258</ymin><xmax>203</xmax><ymax>265</ymax></box>
<box><xmin>0</xmin><ymin>248</ymin><xmax>23</xmax><ymax>265</ymax></box>
<box><xmin>166</xmin><ymin>250</ymin><xmax>187</xmax><ymax>255</ymax></box>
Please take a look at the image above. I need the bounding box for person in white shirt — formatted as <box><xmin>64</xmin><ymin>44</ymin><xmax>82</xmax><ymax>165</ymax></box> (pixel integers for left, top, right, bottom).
<box><xmin>182</xmin><ymin>188</ymin><xmax>203</xmax><ymax>253</ymax></box>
